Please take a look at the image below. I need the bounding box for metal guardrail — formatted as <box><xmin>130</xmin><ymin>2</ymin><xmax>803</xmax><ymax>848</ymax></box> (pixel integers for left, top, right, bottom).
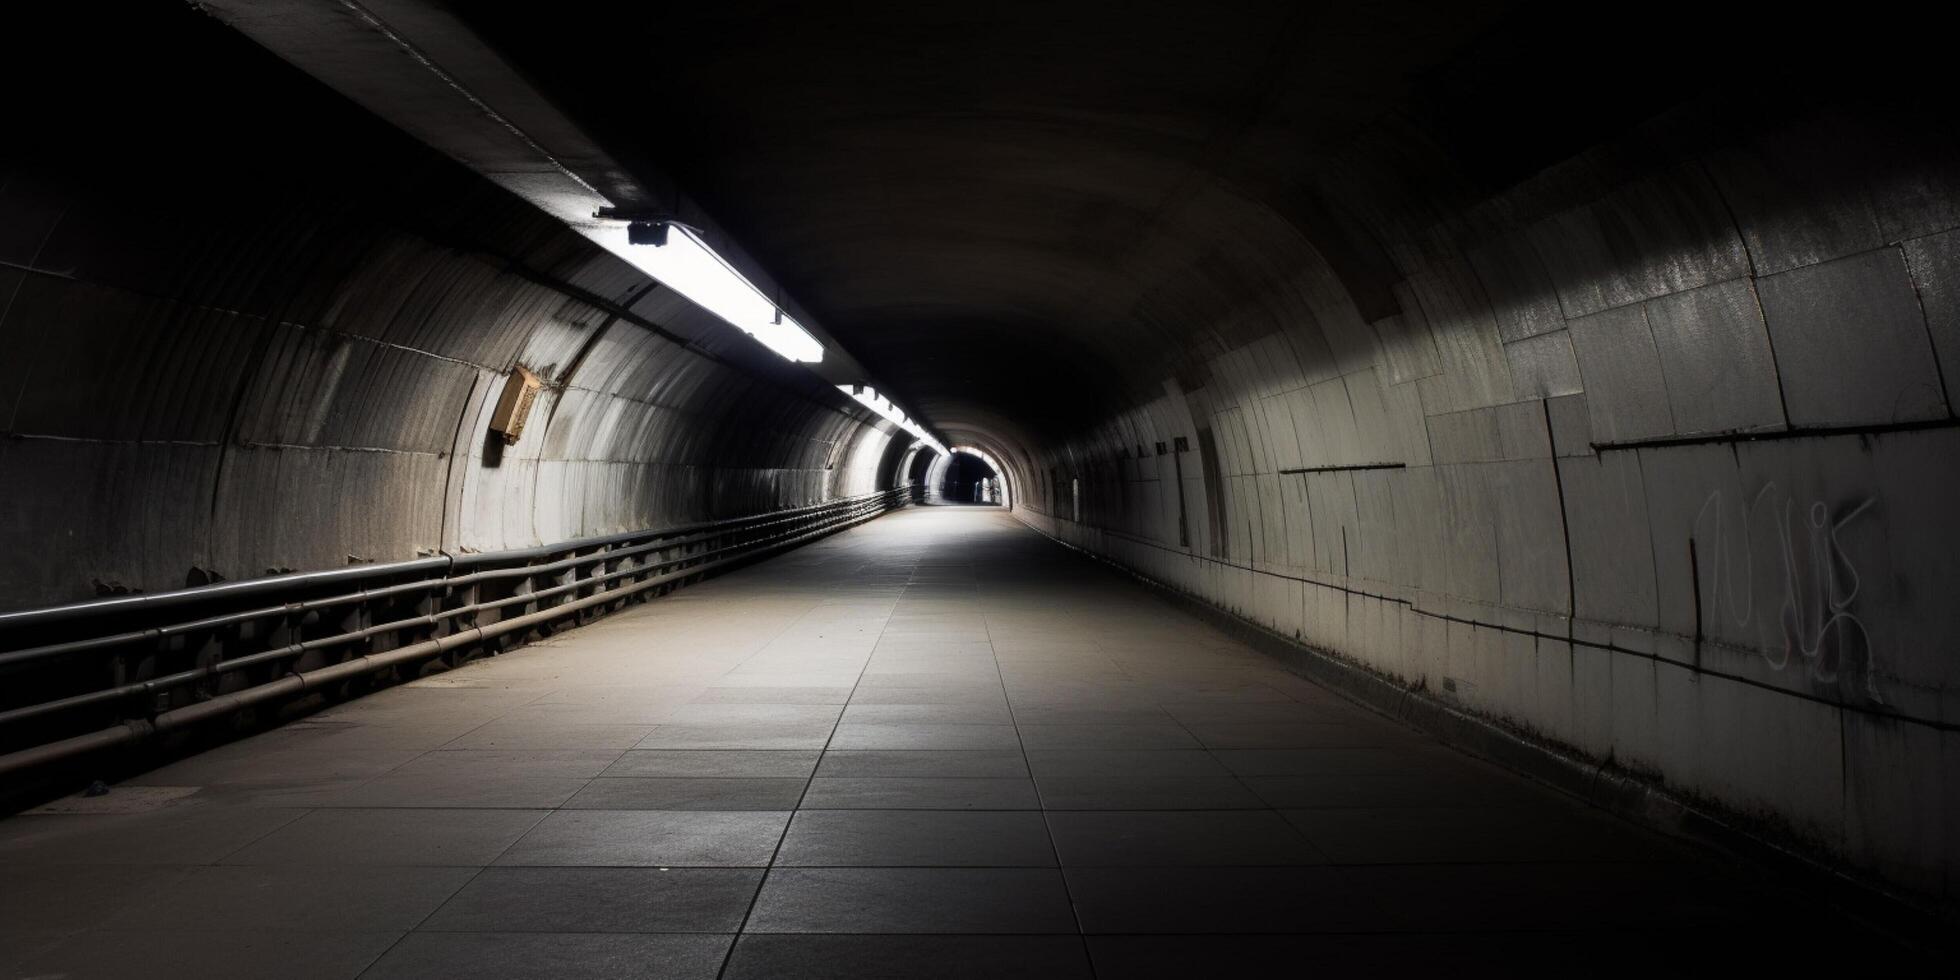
<box><xmin>0</xmin><ymin>487</ymin><xmax>916</xmax><ymax>777</ymax></box>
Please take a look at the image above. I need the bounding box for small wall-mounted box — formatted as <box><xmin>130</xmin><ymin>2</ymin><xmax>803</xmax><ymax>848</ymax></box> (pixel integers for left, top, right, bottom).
<box><xmin>489</xmin><ymin>366</ymin><xmax>543</xmax><ymax>445</ymax></box>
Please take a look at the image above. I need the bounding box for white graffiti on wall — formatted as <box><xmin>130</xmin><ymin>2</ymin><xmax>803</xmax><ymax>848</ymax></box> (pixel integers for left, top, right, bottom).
<box><xmin>1692</xmin><ymin>483</ymin><xmax>1882</xmax><ymax>701</ymax></box>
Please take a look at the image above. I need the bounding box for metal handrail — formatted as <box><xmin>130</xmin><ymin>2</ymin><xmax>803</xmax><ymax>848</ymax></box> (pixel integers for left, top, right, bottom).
<box><xmin>0</xmin><ymin>487</ymin><xmax>916</xmax><ymax>777</ymax></box>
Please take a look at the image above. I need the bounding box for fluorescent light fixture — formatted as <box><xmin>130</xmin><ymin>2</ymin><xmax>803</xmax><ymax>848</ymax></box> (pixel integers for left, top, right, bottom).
<box><xmin>840</xmin><ymin>385</ymin><xmax>946</xmax><ymax>455</ymax></box>
<box><xmin>589</xmin><ymin>220</ymin><xmax>824</xmax><ymax>363</ymax></box>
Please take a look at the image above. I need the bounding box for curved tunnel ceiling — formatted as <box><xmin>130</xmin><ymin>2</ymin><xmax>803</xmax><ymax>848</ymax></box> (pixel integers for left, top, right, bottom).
<box><xmin>460</xmin><ymin>0</ymin><xmax>1439</xmax><ymax>443</ymax></box>
<box><xmin>454</xmin><ymin>0</ymin><xmax>1939</xmax><ymax>453</ymax></box>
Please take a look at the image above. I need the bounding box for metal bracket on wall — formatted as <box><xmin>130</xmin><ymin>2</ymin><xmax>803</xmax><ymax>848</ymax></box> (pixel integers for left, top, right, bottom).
<box><xmin>1278</xmin><ymin>462</ymin><xmax>1406</xmax><ymax>475</ymax></box>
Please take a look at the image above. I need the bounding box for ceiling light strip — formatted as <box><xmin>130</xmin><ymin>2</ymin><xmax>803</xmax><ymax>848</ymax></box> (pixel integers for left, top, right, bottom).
<box><xmin>839</xmin><ymin>385</ymin><xmax>946</xmax><ymax>455</ymax></box>
<box><xmin>592</xmin><ymin>220</ymin><xmax>825</xmax><ymax>363</ymax></box>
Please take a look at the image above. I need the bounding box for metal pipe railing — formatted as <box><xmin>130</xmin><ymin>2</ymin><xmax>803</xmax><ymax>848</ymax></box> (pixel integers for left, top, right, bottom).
<box><xmin>0</xmin><ymin>488</ymin><xmax>912</xmax><ymax>778</ymax></box>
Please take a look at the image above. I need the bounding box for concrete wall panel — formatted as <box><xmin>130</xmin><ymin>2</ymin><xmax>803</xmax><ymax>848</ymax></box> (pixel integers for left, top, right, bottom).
<box><xmin>1644</xmin><ymin>279</ymin><xmax>1785</xmax><ymax>436</ymax></box>
<box><xmin>1568</xmin><ymin>305</ymin><xmax>1673</xmax><ymax>443</ymax></box>
<box><xmin>1021</xmin><ymin>102</ymin><xmax>1960</xmax><ymax>902</ymax></box>
<box><xmin>1756</xmin><ymin>248</ymin><xmax>1947</xmax><ymax>427</ymax></box>
<box><xmin>1902</xmin><ymin>229</ymin><xmax>1960</xmax><ymax>395</ymax></box>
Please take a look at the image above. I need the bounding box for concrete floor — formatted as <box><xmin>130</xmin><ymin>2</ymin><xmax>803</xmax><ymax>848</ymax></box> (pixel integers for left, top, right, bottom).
<box><xmin>0</xmin><ymin>507</ymin><xmax>1900</xmax><ymax>976</ymax></box>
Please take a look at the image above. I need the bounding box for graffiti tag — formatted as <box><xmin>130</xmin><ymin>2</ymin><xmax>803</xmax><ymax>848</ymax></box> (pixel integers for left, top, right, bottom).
<box><xmin>1692</xmin><ymin>484</ymin><xmax>1881</xmax><ymax>702</ymax></box>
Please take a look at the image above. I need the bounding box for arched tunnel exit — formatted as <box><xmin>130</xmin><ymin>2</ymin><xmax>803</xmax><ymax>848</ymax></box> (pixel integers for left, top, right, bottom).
<box><xmin>917</xmin><ymin>448</ymin><xmax>1007</xmax><ymax>506</ymax></box>
<box><xmin>0</xmin><ymin>1</ymin><xmax>1955</xmax><ymax>974</ymax></box>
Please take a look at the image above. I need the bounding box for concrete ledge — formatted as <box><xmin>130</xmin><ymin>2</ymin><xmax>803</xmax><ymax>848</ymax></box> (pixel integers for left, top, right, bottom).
<box><xmin>1013</xmin><ymin>511</ymin><xmax>1955</xmax><ymax>952</ymax></box>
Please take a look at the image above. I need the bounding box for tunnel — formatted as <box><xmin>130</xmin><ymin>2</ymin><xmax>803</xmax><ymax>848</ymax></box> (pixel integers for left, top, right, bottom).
<box><xmin>923</xmin><ymin>450</ymin><xmax>1005</xmax><ymax>506</ymax></box>
<box><xmin>0</xmin><ymin>0</ymin><xmax>1955</xmax><ymax>974</ymax></box>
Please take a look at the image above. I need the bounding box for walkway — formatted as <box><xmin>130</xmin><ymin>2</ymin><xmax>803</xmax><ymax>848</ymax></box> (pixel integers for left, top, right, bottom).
<box><xmin>0</xmin><ymin>507</ymin><xmax>1889</xmax><ymax>976</ymax></box>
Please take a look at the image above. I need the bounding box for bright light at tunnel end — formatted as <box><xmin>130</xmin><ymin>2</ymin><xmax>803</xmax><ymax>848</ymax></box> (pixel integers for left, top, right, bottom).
<box><xmin>840</xmin><ymin>385</ymin><xmax>946</xmax><ymax>455</ymax></box>
<box><xmin>593</xmin><ymin>219</ymin><xmax>824</xmax><ymax>363</ymax></box>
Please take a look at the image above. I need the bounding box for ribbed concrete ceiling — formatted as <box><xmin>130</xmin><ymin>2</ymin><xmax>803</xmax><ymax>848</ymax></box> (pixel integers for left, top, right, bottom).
<box><xmin>453</xmin><ymin>1</ymin><xmax>1848</xmax><ymax>449</ymax></box>
<box><xmin>458</xmin><ymin>1</ymin><xmax>1515</xmax><ymax>441</ymax></box>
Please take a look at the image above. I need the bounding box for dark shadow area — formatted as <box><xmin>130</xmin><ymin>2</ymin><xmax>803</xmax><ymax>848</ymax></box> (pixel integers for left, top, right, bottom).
<box><xmin>939</xmin><ymin>452</ymin><xmax>1001</xmax><ymax>505</ymax></box>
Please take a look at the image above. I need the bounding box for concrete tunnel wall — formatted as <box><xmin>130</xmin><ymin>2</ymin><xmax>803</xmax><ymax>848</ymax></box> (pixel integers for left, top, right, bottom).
<box><xmin>0</xmin><ymin>14</ymin><xmax>900</xmax><ymax>612</ymax></box>
<box><xmin>1007</xmin><ymin>98</ymin><xmax>1960</xmax><ymax>901</ymax></box>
